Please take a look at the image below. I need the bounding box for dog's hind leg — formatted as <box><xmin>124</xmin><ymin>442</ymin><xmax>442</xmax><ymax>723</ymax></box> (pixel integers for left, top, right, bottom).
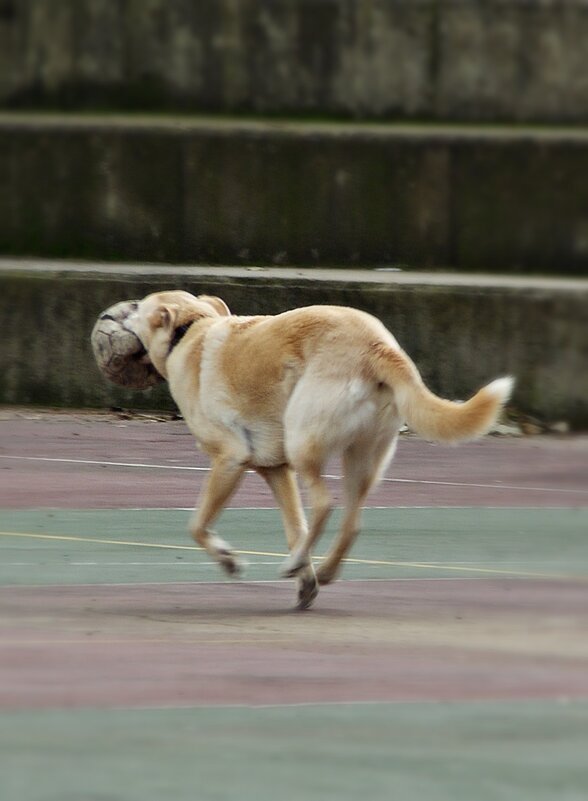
<box><xmin>189</xmin><ymin>455</ymin><xmax>246</xmax><ymax>576</ymax></box>
<box><xmin>257</xmin><ymin>465</ymin><xmax>319</xmax><ymax>610</ymax></box>
<box><xmin>316</xmin><ymin>436</ymin><xmax>398</xmax><ymax>586</ymax></box>
<box><xmin>279</xmin><ymin>450</ymin><xmax>333</xmax><ymax>583</ymax></box>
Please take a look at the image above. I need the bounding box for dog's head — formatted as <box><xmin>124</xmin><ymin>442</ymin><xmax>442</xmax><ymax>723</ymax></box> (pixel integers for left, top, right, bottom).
<box><xmin>128</xmin><ymin>290</ymin><xmax>231</xmax><ymax>376</ymax></box>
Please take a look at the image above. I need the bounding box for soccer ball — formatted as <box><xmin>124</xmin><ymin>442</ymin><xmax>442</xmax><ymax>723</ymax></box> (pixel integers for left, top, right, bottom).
<box><xmin>91</xmin><ymin>300</ymin><xmax>165</xmax><ymax>390</ymax></box>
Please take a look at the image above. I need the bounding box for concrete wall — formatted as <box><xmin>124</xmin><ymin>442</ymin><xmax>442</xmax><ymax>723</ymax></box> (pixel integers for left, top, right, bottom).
<box><xmin>1</xmin><ymin>261</ymin><xmax>586</xmax><ymax>428</ymax></box>
<box><xmin>2</xmin><ymin>0</ymin><xmax>588</xmax><ymax>123</ymax></box>
<box><xmin>2</xmin><ymin>114</ymin><xmax>588</xmax><ymax>274</ymax></box>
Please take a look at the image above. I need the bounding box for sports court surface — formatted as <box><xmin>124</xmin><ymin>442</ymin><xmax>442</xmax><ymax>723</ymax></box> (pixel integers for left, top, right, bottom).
<box><xmin>1</xmin><ymin>409</ymin><xmax>587</xmax><ymax>801</ymax></box>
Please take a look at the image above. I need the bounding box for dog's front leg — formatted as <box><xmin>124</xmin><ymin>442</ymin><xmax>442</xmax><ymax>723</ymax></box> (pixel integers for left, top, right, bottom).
<box><xmin>190</xmin><ymin>455</ymin><xmax>246</xmax><ymax>577</ymax></box>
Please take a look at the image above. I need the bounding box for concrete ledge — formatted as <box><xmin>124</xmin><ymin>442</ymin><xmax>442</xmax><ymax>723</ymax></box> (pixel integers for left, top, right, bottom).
<box><xmin>2</xmin><ymin>0</ymin><xmax>588</xmax><ymax>124</ymax></box>
<box><xmin>2</xmin><ymin>114</ymin><xmax>588</xmax><ymax>274</ymax></box>
<box><xmin>1</xmin><ymin>259</ymin><xmax>586</xmax><ymax>428</ymax></box>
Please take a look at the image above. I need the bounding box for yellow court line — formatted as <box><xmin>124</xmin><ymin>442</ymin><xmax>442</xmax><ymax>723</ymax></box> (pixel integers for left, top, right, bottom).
<box><xmin>1</xmin><ymin>530</ymin><xmax>201</xmax><ymax>551</ymax></box>
<box><xmin>0</xmin><ymin>529</ymin><xmax>579</xmax><ymax>581</ymax></box>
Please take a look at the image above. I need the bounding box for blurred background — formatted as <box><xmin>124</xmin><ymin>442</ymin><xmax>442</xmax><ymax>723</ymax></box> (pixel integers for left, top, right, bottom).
<box><xmin>0</xmin><ymin>0</ymin><xmax>586</xmax><ymax>426</ymax></box>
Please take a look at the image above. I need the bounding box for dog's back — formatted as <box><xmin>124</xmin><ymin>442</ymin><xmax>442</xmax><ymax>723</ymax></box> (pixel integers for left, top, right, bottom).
<box><xmin>193</xmin><ymin>305</ymin><xmax>511</xmax><ymax>462</ymax></box>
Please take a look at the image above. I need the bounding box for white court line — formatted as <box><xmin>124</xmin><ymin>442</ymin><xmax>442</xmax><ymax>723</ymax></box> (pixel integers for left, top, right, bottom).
<box><xmin>1</xmin><ymin>453</ymin><xmax>586</xmax><ymax>495</ymax></box>
<box><xmin>5</xmin><ymin>505</ymin><xmax>563</xmax><ymax>511</ymax></box>
<box><xmin>108</xmin><ymin>696</ymin><xmax>583</xmax><ymax>712</ymax></box>
<box><xmin>0</xmin><ymin>454</ymin><xmax>211</xmax><ymax>472</ymax></box>
<box><xmin>126</xmin><ymin>505</ymin><xmax>577</xmax><ymax>511</ymax></box>
<box><xmin>0</xmin><ymin>578</ymin><xmax>530</xmax><ymax>589</ymax></box>
<box><xmin>2</xmin><ymin>560</ymin><xmax>565</xmax><ymax>568</ymax></box>
<box><xmin>69</xmin><ymin>561</ymin><xmax>280</xmax><ymax>567</ymax></box>
<box><xmin>1</xmin><ymin>561</ymin><xmax>278</xmax><ymax>568</ymax></box>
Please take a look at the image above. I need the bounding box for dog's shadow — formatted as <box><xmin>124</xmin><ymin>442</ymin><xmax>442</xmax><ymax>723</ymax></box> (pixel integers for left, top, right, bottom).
<box><xmin>96</xmin><ymin>582</ymin><xmax>353</xmax><ymax>621</ymax></box>
<box><xmin>104</xmin><ymin>605</ymin><xmax>352</xmax><ymax>622</ymax></box>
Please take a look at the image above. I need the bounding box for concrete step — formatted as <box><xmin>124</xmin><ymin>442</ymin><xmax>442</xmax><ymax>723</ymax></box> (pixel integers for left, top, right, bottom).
<box><xmin>1</xmin><ymin>258</ymin><xmax>586</xmax><ymax>427</ymax></box>
<box><xmin>1</xmin><ymin>113</ymin><xmax>588</xmax><ymax>275</ymax></box>
<box><xmin>2</xmin><ymin>0</ymin><xmax>588</xmax><ymax>124</ymax></box>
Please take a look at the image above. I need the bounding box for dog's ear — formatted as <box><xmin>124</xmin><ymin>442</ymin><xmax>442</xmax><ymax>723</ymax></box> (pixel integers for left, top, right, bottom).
<box><xmin>198</xmin><ymin>295</ymin><xmax>231</xmax><ymax>317</ymax></box>
<box><xmin>148</xmin><ymin>304</ymin><xmax>178</xmax><ymax>330</ymax></box>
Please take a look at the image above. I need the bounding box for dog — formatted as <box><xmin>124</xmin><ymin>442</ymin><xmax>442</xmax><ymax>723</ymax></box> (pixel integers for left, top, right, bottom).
<box><xmin>128</xmin><ymin>290</ymin><xmax>514</xmax><ymax>609</ymax></box>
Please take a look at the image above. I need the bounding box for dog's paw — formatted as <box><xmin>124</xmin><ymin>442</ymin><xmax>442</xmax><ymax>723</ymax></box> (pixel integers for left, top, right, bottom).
<box><xmin>280</xmin><ymin>550</ymin><xmax>308</xmax><ymax>579</ymax></box>
<box><xmin>209</xmin><ymin>534</ymin><xmax>243</xmax><ymax>578</ymax></box>
<box><xmin>315</xmin><ymin>562</ymin><xmax>338</xmax><ymax>586</ymax></box>
<box><xmin>218</xmin><ymin>550</ymin><xmax>244</xmax><ymax>578</ymax></box>
<box><xmin>296</xmin><ymin>574</ymin><xmax>319</xmax><ymax>611</ymax></box>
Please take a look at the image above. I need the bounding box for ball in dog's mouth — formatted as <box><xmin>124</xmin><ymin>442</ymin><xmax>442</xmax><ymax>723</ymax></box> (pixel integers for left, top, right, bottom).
<box><xmin>91</xmin><ymin>299</ymin><xmax>166</xmax><ymax>390</ymax></box>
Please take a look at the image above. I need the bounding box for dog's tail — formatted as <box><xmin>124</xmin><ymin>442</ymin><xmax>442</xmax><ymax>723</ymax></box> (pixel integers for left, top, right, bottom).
<box><xmin>369</xmin><ymin>343</ymin><xmax>514</xmax><ymax>444</ymax></box>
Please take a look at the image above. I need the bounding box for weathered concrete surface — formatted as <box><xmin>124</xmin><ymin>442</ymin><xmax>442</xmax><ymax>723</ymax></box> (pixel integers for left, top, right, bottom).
<box><xmin>0</xmin><ymin>259</ymin><xmax>586</xmax><ymax>427</ymax></box>
<box><xmin>2</xmin><ymin>0</ymin><xmax>588</xmax><ymax>124</ymax></box>
<box><xmin>2</xmin><ymin>113</ymin><xmax>588</xmax><ymax>274</ymax></box>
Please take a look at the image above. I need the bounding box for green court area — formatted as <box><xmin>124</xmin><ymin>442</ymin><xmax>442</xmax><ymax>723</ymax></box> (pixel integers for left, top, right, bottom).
<box><xmin>2</xmin><ymin>700</ymin><xmax>588</xmax><ymax>801</ymax></box>
<box><xmin>1</xmin><ymin>507</ymin><xmax>587</xmax><ymax>585</ymax></box>
<box><xmin>1</xmin><ymin>506</ymin><xmax>587</xmax><ymax>801</ymax></box>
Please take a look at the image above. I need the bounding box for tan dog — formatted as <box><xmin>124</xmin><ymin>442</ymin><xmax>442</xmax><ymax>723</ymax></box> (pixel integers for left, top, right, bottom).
<box><xmin>129</xmin><ymin>290</ymin><xmax>514</xmax><ymax>609</ymax></box>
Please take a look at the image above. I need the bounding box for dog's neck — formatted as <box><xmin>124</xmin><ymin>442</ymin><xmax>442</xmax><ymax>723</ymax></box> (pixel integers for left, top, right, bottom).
<box><xmin>168</xmin><ymin>321</ymin><xmax>194</xmax><ymax>356</ymax></box>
